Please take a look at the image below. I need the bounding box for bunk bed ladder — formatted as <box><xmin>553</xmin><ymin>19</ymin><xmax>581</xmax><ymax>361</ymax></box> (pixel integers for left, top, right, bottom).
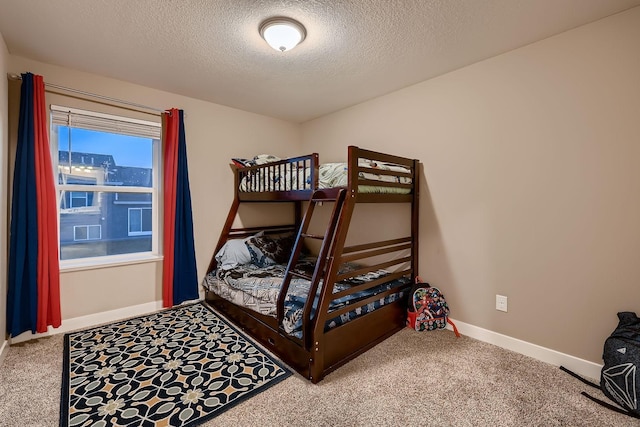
<box><xmin>277</xmin><ymin>189</ymin><xmax>347</xmax><ymax>346</ymax></box>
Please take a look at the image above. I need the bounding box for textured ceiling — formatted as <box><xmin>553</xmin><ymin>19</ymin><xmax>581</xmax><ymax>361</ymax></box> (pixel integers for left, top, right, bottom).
<box><xmin>1</xmin><ymin>0</ymin><xmax>639</xmax><ymax>122</ymax></box>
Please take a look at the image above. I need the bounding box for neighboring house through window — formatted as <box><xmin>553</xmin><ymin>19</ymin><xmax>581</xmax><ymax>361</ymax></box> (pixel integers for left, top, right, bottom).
<box><xmin>50</xmin><ymin>106</ymin><xmax>161</xmax><ymax>264</ymax></box>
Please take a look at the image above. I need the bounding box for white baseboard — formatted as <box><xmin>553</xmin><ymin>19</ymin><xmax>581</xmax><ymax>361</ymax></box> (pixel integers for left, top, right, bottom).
<box><xmin>447</xmin><ymin>318</ymin><xmax>603</xmax><ymax>381</ymax></box>
<box><xmin>9</xmin><ymin>300</ymin><xmax>165</xmax><ymax>345</ymax></box>
<box><xmin>6</xmin><ymin>301</ymin><xmax>600</xmax><ymax>381</ymax></box>
<box><xmin>0</xmin><ymin>339</ymin><xmax>8</xmax><ymax>363</ymax></box>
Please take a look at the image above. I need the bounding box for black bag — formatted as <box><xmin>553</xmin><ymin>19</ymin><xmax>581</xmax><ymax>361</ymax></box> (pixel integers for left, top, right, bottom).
<box><xmin>561</xmin><ymin>311</ymin><xmax>640</xmax><ymax>419</ymax></box>
<box><xmin>600</xmin><ymin>312</ymin><xmax>640</xmax><ymax>416</ymax></box>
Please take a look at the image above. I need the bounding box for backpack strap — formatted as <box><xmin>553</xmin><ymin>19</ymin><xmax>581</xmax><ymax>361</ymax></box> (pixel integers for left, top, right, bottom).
<box><xmin>409</xmin><ymin>276</ymin><xmax>428</xmax><ymax>313</ymax></box>
<box><xmin>581</xmin><ymin>392</ymin><xmax>640</xmax><ymax>419</ymax></box>
<box><xmin>559</xmin><ymin>366</ymin><xmax>600</xmax><ymax>389</ymax></box>
<box><xmin>560</xmin><ymin>366</ymin><xmax>640</xmax><ymax>419</ymax></box>
<box><xmin>447</xmin><ymin>318</ymin><xmax>461</xmax><ymax>338</ymax></box>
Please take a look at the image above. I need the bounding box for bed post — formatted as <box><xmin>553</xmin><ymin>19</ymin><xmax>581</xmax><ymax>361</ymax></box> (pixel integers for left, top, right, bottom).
<box><xmin>308</xmin><ymin>148</ymin><xmax>360</xmax><ymax>382</ymax></box>
<box><xmin>412</xmin><ymin>159</ymin><xmax>420</xmax><ymax>281</ymax></box>
<box><xmin>206</xmin><ymin>197</ymin><xmax>239</xmax><ymax>274</ymax></box>
<box><xmin>207</xmin><ymin>163</ymin><xmax>245</xmax><ymax>274</ymax></box>
<box><xmin>309</xmin><ymin>195</ymin><xmax>357</xmax><ymax>384</ymax></box>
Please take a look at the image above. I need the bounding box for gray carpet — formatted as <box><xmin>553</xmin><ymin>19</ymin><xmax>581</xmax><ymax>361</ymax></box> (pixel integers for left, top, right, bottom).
<box><xmin>0</xmin><ymin>321</ymin><xmax>636</xmax><ymax>426</ymax></box>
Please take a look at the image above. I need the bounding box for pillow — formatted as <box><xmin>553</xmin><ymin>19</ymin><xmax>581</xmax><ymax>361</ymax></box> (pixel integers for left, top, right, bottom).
<box><xmin>357</xmin><ymin>159</ymin><xmax>412</xmax><ymax>184</ymax></box>
<box><xmin>215</xmin><ymin>238</ymin><xmax>252</xmax><ymax>270</ymax></box>
<box><xmin>232</xmin><ymin>154</ymin><xmax>280</xmax><ymax>171</ymax></box>
<box><xmin>231</xmin><ymin>158</ymin><xmax>255</xmax><ymax>168</ymax></box>
<box><xmin>253</xmin><ymin>154</ymin><xmax>281</xmax><ymax>165</ymax></box>
<box><xmin>245</xmin><ymin>233</ymin><xmax>295</xmax><ymax>267</ymax></box>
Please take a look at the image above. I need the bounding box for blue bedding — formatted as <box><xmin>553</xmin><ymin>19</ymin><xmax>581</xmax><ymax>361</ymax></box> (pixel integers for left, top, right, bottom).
<box><xmin>202</xmin><ymin>257</ymin><xmax>410</xmax><ymax>338</ymax></box>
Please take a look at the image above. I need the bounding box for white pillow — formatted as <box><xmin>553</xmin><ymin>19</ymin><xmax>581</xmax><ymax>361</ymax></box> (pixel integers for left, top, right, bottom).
<box><xmin>253</xmin><ymin>154</ymin><xmax>281</xmax><ymax>165</ymax></box>
<box><xmin>215</xmin><ymin>238</ymin><xmax>252</xmax><ymax>270</ymax></box>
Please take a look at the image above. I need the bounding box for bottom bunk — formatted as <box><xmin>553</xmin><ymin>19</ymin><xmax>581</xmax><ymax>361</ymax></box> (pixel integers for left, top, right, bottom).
<box><xmin>204</xmin><ymin>291</ymin><xmax>410</xmax><ymax>382</ymax></box>
<box><xmin>203</xmin><ymin>251</ymin><xmax>411</xmax><ymax>382</ymax></box>
<box><xmin>203</xmin><ymin>256</ymin><xmax>410</xmax><ymax>339</ymax></box>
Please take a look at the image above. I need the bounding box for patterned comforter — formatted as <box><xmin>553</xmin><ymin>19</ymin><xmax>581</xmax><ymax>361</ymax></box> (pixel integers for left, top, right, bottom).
<box><xmin>202</xmin><ymin>257</ymin><xmax>410</xmax><ymax>338</ymax></box>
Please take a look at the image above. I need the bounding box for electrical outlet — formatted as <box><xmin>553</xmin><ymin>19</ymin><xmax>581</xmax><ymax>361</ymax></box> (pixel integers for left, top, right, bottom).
<box><xmin>496</xmin><ymin>295</ymin><xmax>508</xmax><ymax>312</ymax></box>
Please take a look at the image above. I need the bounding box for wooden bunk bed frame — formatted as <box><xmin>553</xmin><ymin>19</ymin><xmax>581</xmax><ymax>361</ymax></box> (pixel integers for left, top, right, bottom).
<box><xmin>205</xmin><ymin>146</ymin><xmax>420</xmax><ymax>383</ymax></box>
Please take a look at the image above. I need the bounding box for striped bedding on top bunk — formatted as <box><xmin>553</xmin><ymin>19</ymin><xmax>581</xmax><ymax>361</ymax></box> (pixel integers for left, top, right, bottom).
<box><xmin>202</xmin><ymin>257</ymin><xmax>410</xmax><ymax>339</ymax></box>
<box><xmin>238</xmin><ymin>158</ymin><xmax>412</xmax><ymax>194</ymax></box>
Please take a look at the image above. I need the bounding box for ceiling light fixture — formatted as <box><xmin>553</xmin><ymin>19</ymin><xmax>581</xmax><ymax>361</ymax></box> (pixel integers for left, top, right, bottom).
<box><xmin>259</xmin><ymin>17</ymin><xmax>306</xmax><ymax>52</ymax></box>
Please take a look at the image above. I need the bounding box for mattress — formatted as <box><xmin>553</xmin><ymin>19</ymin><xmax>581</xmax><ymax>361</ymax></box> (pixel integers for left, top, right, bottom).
<box><xmin>202</xmin><ymin>257</ymin><xmax>410</xmax><ymax>338</ymax></box>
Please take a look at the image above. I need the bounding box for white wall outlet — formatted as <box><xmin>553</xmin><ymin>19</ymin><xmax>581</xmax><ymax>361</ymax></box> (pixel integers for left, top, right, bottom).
<box><xmin>496</xmin><ymin>295</ymin><xmax>508</xmax><ymax>312</ymax></box>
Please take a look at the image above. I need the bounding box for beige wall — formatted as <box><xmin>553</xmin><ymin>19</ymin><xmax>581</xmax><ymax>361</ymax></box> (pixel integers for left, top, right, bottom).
<box><xmin>3</xmin><ymin>6</ymin><xmax>639</xmax><ymax>366</ymax></box>
<box><xmin>301</xmin><ymin>7</ymin><xmax>640</xmax><ymax>364</ymax></box>
<box><xmin>6</xmin><ymin>56</ymin><xmax>300</xmax><ymax>320</ymax></box>
<box><xmin>0</xmin><ymin>32</ymin><xmax>8</xmax><ymax>342</ymax></box>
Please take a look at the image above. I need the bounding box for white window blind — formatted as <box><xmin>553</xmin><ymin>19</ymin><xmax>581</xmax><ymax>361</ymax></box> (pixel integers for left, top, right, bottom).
<box><xmin>51</xmin><ymin>105</ymin><xmax>161</xmax><ymax>139</ymax></box>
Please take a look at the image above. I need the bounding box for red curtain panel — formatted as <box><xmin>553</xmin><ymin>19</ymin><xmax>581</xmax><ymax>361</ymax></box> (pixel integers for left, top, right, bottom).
<box><xmin>162</xmin><ymin>109</ymin><xmax>198</xmax><ymax>307</ymax></box>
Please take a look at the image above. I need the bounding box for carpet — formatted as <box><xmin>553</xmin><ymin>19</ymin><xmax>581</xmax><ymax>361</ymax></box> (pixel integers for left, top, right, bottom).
<box><xmin>60</xmin><ymin>302</ymin><xmax>291</xmax><ymax>427</ymax></box>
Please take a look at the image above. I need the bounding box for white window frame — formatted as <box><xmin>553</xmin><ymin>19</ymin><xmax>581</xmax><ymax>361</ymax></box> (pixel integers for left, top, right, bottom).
<box><xmin>73</xmin><ymin>225</ymin><xmax>102</xmax><ymax>241</ymax></box>
<box><xmin>128</xmin><ymin>207</ymin><xmax>153</xmax><ymax>236</ymax></box>
<box><xmin>51</xmin><ymin>105</ymin><xmax>162</xmax><ymax>269</ymax></box>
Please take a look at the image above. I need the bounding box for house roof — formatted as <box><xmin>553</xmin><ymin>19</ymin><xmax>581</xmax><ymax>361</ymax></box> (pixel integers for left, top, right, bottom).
<box><xmin>58</xmin><ymin>151</ymin><xmax>116</xmax><ymax>169</ymax></box>
<box><xmin>58</xmin><ymin>151</ymin><xmax>152</xmax><ymax>187</ymax></box>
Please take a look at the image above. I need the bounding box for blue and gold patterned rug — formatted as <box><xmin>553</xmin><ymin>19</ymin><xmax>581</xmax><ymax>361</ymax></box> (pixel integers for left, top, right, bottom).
<box><xmin>60</xmin><ymin>302</ymin><xmax>291</xmax><ymax>427</ymax></box>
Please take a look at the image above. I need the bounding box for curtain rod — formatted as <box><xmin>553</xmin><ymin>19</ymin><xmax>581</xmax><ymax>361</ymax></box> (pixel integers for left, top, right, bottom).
<box><xmin>7</xmin><ymin>73</ymin><xmax>165</xmax><ymax>116</ymax></box>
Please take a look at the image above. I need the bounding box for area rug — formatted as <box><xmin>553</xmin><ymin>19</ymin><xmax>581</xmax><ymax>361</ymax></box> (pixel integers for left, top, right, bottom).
<box><xmin>60</xmin><ymin>302</ymin><xmax>291</xmax><ymax>427</ymax></box>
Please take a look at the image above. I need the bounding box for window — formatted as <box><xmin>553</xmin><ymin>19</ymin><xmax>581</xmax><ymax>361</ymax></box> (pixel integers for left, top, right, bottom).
<box><xmin>51</xmin><ymin>106</ymin><xmax>161</xmax><ymax>263</ymax></box>
<box><xmin>74</xmin><ymin>225</ymin><xmax>102</xmax><ymax>241</ymax></box>
<box><xmin>128</xmin><ymin>207</ymin><xmax>152</xmax><ymax>236</ymax></box>
<box><xmin>70</xmin><ymin>191</ymin><xmax>90</xmax><ymax>208</ymax></box>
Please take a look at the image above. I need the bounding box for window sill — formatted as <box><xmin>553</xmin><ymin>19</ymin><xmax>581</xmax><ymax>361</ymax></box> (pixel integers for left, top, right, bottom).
<box><xmin>60</xmin><ymin>254</ymin><xmax>164</xmax><ymax>273</ymax></box>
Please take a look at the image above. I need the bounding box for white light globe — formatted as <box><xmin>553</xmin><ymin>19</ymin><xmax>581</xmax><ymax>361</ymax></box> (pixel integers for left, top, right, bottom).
<box><xmin>260</xmin><ymin>18</ymin><xmax>306</xmax><ymax>52</ymax></box>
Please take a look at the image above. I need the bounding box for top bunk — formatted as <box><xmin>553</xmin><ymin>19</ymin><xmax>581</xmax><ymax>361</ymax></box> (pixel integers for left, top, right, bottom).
<box><xmin>232</xmin><ymin>145</ymin><xmax>419</xmax><ymax>203</ymax></box>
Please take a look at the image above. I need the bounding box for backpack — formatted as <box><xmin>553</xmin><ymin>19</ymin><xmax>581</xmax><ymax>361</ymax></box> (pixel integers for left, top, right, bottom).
<box><xmin>560</xmin><ymin>311</ymin><xmax>640</xmax><ymax>419</ymax></box>
<box><xmin>406</xmin><ymin>277</ymin><xmax>460</xmax><ymax>337</ymax></box>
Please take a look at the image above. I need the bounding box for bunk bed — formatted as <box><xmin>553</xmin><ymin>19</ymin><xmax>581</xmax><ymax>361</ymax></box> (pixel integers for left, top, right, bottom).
<box><xmin>203</xmin><ymin>146</ymin><xmax>420</xmax><ymax>383</ymax></box>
